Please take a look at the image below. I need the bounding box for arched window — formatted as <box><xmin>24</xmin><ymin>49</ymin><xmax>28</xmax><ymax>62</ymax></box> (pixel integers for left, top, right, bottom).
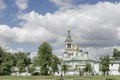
<box><xmin>67</xmin><ymin>43</ymin><xmax>71</xmax><ymax>48</ymax></box>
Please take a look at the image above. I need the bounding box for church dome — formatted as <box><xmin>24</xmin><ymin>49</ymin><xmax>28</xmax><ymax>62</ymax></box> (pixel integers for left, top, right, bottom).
<box><xmin>73</xmin><ymin>45</ymin><xmax>79</xmax><ymax>51</ymax></box>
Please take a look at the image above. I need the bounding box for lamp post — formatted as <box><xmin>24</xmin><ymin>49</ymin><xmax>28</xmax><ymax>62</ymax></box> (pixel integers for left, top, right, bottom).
<box><xmin>58</xmin><ymin>58</ymin><xmax>64</xmax><ymax>80</ymax></box>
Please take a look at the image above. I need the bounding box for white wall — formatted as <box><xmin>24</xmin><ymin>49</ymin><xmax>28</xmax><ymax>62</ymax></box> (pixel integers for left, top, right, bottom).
<box><xmin>109</xmin><ymin>63</ymin><xmax>120</xmax><ymax>75</ymax></box>
<box><xmin>93</xmin><ymin>63</ymin><xmax>100</xmax><ymax>74</ymax></box>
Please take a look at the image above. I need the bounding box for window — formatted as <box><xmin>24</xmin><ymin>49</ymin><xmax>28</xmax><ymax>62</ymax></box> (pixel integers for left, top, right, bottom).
<box><xmin>67</xmin><ymin>43</ymin><xmax>71</xmax><ymax>48</ymax></box>
<box><xmin>111</xmin><ymin>63</ymin><xmax>113</xmax><ymax>66</ymax></box>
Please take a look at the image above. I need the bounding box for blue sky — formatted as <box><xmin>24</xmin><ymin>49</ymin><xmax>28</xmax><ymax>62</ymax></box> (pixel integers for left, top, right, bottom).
<box><xmin>0</xmin><ymin>0</ymin><xmax>120</xmax><ymax>57</ymax></box>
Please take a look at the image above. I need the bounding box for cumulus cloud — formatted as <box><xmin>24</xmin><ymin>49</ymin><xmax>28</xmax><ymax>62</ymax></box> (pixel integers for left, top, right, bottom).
<box><xmin>0</xmin><ymin>0</ymin><xmax>6</xmax><ymax>11</ymax></box>
<box><xmin>0</xmin><ymin>25</ymin><xmax>16</xmax><ymax>44</ymax></box>
<box><xmin>50</xmin><ymin>0</ymin><xmax>73</xmax><ymax>10</ymax></box>
<box><xmin>15</xmin><ymin>0</ymin><xmax>28</xmax><ymax>11</ymax></box>
<box><xmin>1</xmin><ymin>2</ymin><xmax>120</xmax><ymax>57</ymax></box>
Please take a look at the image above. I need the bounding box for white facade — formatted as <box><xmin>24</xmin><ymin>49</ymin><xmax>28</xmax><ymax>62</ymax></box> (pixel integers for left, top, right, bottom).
<box><xmin>109</xmin><ymin>61</ymin><xmax>120</xmax><ymax>75</ymax></box>
<box><xmin>11</xmin><ymin>67</ymin><xmax>31</xmax><ymax>76</ymax></box>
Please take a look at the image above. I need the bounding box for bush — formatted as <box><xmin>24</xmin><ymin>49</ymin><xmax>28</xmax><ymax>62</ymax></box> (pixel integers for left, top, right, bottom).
<box><xmin>31</xmin><ymin>72</ymin><xmax>39</xmax><ymax>75</ymax></box>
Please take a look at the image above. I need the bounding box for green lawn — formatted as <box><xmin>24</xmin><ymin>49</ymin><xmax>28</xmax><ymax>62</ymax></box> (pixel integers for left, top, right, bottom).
<box><xmin>0</xmin><ymin>75</ymin><xmax>120</xmax><ymax>80</ymax></box>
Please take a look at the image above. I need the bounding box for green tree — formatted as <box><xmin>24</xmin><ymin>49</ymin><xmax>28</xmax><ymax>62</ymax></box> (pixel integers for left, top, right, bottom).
<box><xmin>14</xmin><ymin>52</ymin><xmax>31</xmax><ymax>73</ymax></box>
<box><xmin>84</xmin><ymin>63</ymin><xmax>92</xmax><ymax>75</ymax></box>
<box><xmin>51</xmin><ymin>55</ymin><xmax>60</xmax><ymax>74</ymax></box>
<box><xmin>32</xmin><ymin>56</ymin><xmax>38</xmax><ymax>66</ymax></box>
<box><xmin>28</xmin><ymin>57</ymin><xmax>38</xmax><ymax>74</ymax></box>
<box><xmin>79</xmin><ymin>68</ymin><xmax>84</xmax><ymax>76</ymax></box>
<box><xmin>28</xmin><ymin>65</ymin><xmax>35</xmax><ymax>74</ymax></box>
<box><xmin>99</xmin><ymin>55</ymin><xmax>110</xmax><ymax>75</ymax></box>
<box><xmin>38</xmin><ymin>42</ymin><xmax>53</xmax><ymax>75</ymax></box>
<box><xmin>113</xmin><ymin>48</ymin><xmax>120</xmax><ymax>60</ymax></box>
<box><xmin>17</xmin><ymin>59</ymin><xmax>26</xmax><ymax>73</ymax></box>
<box><xmin>0</xmin><ymin>47</ymin><xmax>14</xmax><ymax>75</ymax></box>
<box><xmin>62</xmin><ymin>64</ymin><xmax>68</xmax><ymax>74</ymax></box>
<box><xmin>0</xmin><ymin>62</ymin><xmax>12</xmax><ymax>75</ymax></box>
<box><xmin>118</xmin><ymin>64</ymin><xmax>120</xmax><ymax>75</ymax></box>
<box><xmin>0</xmin><ymin>46</ymin><xmax>4</xmax><ymax>65</ymax></box>
<box><xmin>0</xmin><ymin>46</ymin><xmax>31</xmax><ymax>75</ymax></box>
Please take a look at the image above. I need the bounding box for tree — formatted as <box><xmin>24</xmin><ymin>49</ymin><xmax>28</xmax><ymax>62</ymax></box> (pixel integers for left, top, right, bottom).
<box><xmin>118</xmin><ymin>64</ymin><xmax>120</xmax><ymax>75</ymax></box>
<box><xmin>38</xmin><ymin>42</ymin><xmax>53</xmax><ymax>75</ymax></box>
<box><xmin>28</xmin><ymin>65</ymin><xmax>35</xmax><ymax>74</ymax></box>
<box><xmin>113</xmin><ymin>48</ymin><xmax>120</xmax><ymax>60</ymax></box>
<box><xmin>51</xmin><ymin>55</ymin><xmax>60</xmax><ymax>74</ymax></box>
<box><xmin>0</xmin><ymin>47</ymin><xmax>14</xmax><ymax>75</ymax></box>
<box><xmin>0</xmin><ymin>61</ymin><xmax>12</xmax><ymax>75</ymax></box>
<box><xmin>0</xmin><ymin>46</ymin><xmax>32</xmax><ymax>75</ymax></box>
<box><xmin>32</xmin><ymin>56</ymin><xmax>38</xmax><ymax>67</ymax></box>
<box><xmin>28</xmin><ymin>57</ymin><xmax>38</xmax><ymax>74</ymax></box>
<box><xmin>0</xmin><ymin>46</ymin><xmax>4</xmax><ymax>65</ymax></box>
<box><xmin>99</xmin><ymin>55</ymin><xmax>110</xmax><ymax>75</ymax></box>
<box><xmin>84</xmin><ymin>63</ymin><xmax>92</xmax><ymax>75</ymax></box>
<box><xmin>79</xmin><ymin>68</ymin><xmax>84</xmax><ymax>76</ymax></box>
<box><xmin>62</xmin><ymin>64</ymin><xmax>68</xmax><ymax>74</ymax></box>
<box><xmin>14</xmin><ymin>52</ymin><xmax>31</xmax><ymax>73</ymax></box>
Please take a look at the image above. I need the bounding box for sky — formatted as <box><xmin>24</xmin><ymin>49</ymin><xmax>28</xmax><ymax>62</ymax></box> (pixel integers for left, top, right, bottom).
<box><xmin>0</xmin><ymin>0</ymin><xmax>120</xmax><ymax>58</ymax></box>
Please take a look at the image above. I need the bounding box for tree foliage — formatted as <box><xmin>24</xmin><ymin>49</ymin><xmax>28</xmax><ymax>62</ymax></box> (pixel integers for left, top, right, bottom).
<box><xmin>84</xmin><ymin>63</ymin><xmax>92</xmax><ymax>74</ymax></box>
<box><xmin>0</xmin><ymin>46</ymin><xmax>32</xmax><ymax>75</ymax></box>
<box><xmin>37</xmin><ymin>42</ymin><xmax>61</xmax><ymax>75</ymax></box>
<box><xmin>0</xmin><ymin>46</ymin><xmax>4</xmax><ymax>65</ymax></box>
<box><xmin>113</xmin><ymin>48</ymin><xmax>120</xmax><ymax>60</ymax></box>
<box><xmin>118</xmin><ymin>64</ymin><xmax>120</xmax><ymax>74</ymax></box>
<box><xmin>38</xmin><ymin>42</ymin><xmax>53</xmax><ymax>75</ymax></box>
<box><xmin>0</xmin><ymin>47</ymin><xmax>13</xmax><ymax>75</ymax></box>
<box><xmin>14</xmin><ymin>52</ymin><xmax>31</xmax><ymax>73</ymax></box>
<box><xmin>0</xmin><ymin>42</ymin><xmax>61</xmax><ymax>76</ymax></box>
<box><xmin>99</xmin><ymin>55</ymin><xmax>110</xmax><ymax>75</ymax></box>
<box><xmin>51</xmin><ymin>55</ymin><xmax>60</xmax><ymax>74</ymax></box>
<box><xmin>62</xmin><ymin>64</ymin><xmax>68</xmax><ymax>74</ymax></box>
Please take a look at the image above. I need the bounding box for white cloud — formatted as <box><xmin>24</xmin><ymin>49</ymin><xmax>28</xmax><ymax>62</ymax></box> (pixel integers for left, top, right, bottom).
<box><xmin>16</xmin><ymin>48</ymin><xmax>25</xmax><ymax>52</ymax></box>
<box><xmin>30</xmin><ymin>52</ymin><xmax>37</xmax><ymax>58</ymax></box>
<box><xmin>50</xmin><ymin>0</ymin><xmax>73</xmax><ymax>10</ymax></box>
<box><xmin>1</xmin><ymin>2</ymin><xmax>120</xmax><ymax>57</ymax></box>
<box><xmin>0</xmin><ymin>25</ymin><xmax>16</xmax><ymax>44</ymax></box>
<box><xmin>85</xmin><ymin>47</ymin><xmax>115</xmax><ymax>59</ymax></box>
<box><xmin>0</xmin><ymin>44</ymin><xmax>25</xmax><ymax>53</ymax></box>
<box><xmin>0</xmin><ymin>0</ymin><xmax>6</xmax><ymax>11</ymax></box>
<box><xmin>15</xmin><ymin>0</ymin><xmax>28</xmax><ymax>11</ymax></box>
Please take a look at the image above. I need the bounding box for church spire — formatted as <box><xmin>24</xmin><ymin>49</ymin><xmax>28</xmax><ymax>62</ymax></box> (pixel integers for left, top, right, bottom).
<box><xmin>65</xmin><ymin>29</ymin><xmax>73</xmax><ymax>42</ymax></box>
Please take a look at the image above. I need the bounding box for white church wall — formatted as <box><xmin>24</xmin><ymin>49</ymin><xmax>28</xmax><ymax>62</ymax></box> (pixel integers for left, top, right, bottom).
<box><xmin>93</xmin><ymin>62</ymin><xmax>100</xmax><ymax>75</ymax></box>
<box><xmin>78</xmin><ymin>50</ymin><xmax>82</xmax><ymax>57</ymax></box>
<box><xmin>109</xmin><ymin>63</ymin><xmax>119</xmax><ymax>70</ymax></box>
<box><xmin>109</xmin><ymin>70</ymin><xmax>119</xmax><ymax>75</ymax></box>
<box><xmin>109</xmin><ymin>63</ymin><xmax>120</xmax><ymax>75</ymax></box>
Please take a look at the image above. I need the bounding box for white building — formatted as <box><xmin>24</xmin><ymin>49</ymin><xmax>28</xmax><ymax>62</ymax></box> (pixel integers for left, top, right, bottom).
<box><xmin>11</xmin><ymin>67</ymin><xmax>31</xmax><ymax>76</ymax></box>
<box><xmin>63</xmin><ymin>30</ymin><xmax>120</xmax><ymax>75</ymax></box>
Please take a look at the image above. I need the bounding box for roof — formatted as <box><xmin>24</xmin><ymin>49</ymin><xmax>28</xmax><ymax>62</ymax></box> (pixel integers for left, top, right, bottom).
<box><xmin>63</xmin><ymin>56</ymin><xmax>93</xmax><ymax>61</ymax></box>
<box><xmin>73</xmin><ymin>45</ymin><xmax>79</xmax><ymax>51</ymax></box>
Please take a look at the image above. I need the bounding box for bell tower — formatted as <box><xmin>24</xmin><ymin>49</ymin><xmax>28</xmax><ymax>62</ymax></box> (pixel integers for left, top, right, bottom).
<box><xmin>64</xmin><ymin>29</ymin><xmax>73</xmax><ymax>57</ymax></box>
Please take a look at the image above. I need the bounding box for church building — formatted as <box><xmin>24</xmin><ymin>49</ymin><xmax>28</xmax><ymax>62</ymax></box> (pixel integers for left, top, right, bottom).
<box><xmin>62</xmin><ymin>30</ymin><xmax>120</xmax><ymax>75</ymax></box>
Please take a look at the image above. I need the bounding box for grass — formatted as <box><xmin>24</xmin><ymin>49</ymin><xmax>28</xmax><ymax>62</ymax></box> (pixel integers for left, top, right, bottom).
<box><xmin>0</xmin><ymin>75</ymin><xmax>120</xmax><ymax>80</ymax></box>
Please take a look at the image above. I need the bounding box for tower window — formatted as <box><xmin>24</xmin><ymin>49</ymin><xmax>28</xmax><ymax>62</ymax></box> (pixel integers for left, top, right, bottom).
<box><xmin>67</xmin><ymin>43</ymin><xmax>71</xmax><ymax>48</ymax></box>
